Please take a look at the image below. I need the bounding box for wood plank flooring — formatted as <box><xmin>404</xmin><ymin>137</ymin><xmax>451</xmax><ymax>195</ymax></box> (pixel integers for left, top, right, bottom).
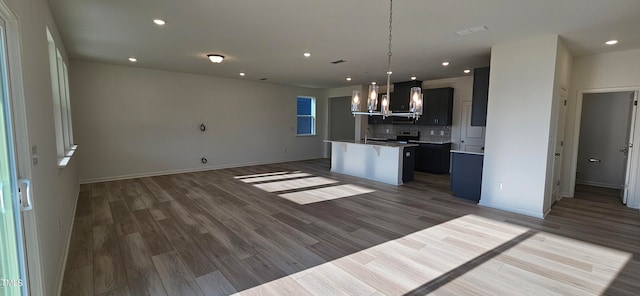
<box><xmin>61</xmin><ymin>159</ymin><xmax>640</xmax><ymax>295</ymax></box>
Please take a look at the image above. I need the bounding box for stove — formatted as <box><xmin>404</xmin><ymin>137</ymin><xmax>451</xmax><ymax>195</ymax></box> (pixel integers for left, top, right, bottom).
<box><xmin>395</xmin><ymin>131</ymin><xmax>420</xmax><ymax>143</ymax></box>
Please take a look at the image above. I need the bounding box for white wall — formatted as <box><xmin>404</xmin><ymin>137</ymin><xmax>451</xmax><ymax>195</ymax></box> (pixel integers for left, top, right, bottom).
<box><xmin>480</xmin><ymin>35</ymin><xmax>560</xmax><ymax>218</ymax></box>
<box><xmin>2</xmin><ymin>0</ymin><xmax>79</xmax><ymax>294</ymax></box>
<box><xmin>563</xmin><ymin>48</ymin><xmax>640</xmax><ymax>208</ymax></box>
<box><xmin>71</xmin><ymin>61</ymin><xmax>326</xmax><ymax>182</ymax></box>
<box><xmin>543</xmin><ymin>39</ymin><xmax>573</xmax><ymax>212</ymax></box>
<box><xmin>422</xmin><ymin>76</ymin><xmax>475</xmax><ymax>150</ymax></box>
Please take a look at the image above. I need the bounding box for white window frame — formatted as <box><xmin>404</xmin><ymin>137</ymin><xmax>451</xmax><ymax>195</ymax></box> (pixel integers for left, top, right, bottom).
<box><xmin>46</xmin><ymin>28</ymin><xmax>76</xmax><ymax>167</ymax></box>
<box><xmin>296</xmin><ymin>96</ymin><xmax>316</xmax><ymax>136</ymax></box>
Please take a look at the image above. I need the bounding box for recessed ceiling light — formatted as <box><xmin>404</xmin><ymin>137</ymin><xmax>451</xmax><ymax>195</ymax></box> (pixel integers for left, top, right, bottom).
<box><xmin>239</xmin><ymin>72</ymin><xmax>246</xmax><ymax>76</ymax></box>
<box><xmin>371</xmin><ymin>82</ymin><xmax>376</xmax><ymax>85</ymax></box>
<box><xmin>346</xmin><ymin>77</ymin><xmax>352</xmax><ymax>81</ymax></box>
<box><xmin>410</xmin><ymin>76</ymin><xmax>417</xmax><ymax>80</ymax></box>
<box><xmin>442</xmin><ymin>62</ymin><xmax>450</xmax><ymax>67</ymax></box>
<box><xmin>303</xmin><ymin>52</ymin><xmax>311</xmax><ymax>57</ymax></box>
<box><xmin>464</xmin><ymin>69</ymin><xmax>471</xmax><ymax>74</ymax></box>
<box><xmin>153</xmin><ymin>19</ymin><xmax>166</xmax><ymax>26</ymax></box>
<box><xmin>207</xmin><ymin>54</ymin><xmax>224</xmax><ymax>63</ymax></box>
<box><xmin>128</xmin><ymin>57</ymin><xmax>137</xmax><ymax>62</ymax></box>
<box><xmin>605</xmin><ymin>40</ymin><xmax>618</xmax><ymax>45</ymax></box>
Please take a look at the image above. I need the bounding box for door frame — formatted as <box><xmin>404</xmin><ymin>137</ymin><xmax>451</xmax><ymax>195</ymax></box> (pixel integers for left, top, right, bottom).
<box><xmin>0</xmin><ymin>1</ymin><xmax>44</xmax><ymax>295</ymax></box>
<box><xmin>459</xmin><ymin>101</ymin><xmax>485</xmax><ymax>152</ymax></box>
<box><xmin>569</xmin><ymin>87</ymin><xmax>640</xmax><ymax>208</ymax></box>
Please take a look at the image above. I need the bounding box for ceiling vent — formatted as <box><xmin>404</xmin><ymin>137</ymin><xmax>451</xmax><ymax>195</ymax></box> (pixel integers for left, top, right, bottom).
<box><xmin>259</xmin><ymin>78</ymin><xmax>268</xmax><ymax>81</ymax></box>
<box><xmin>455</xmin><ymin>25</ymin><xmax>489</xmax><ymax>36</ymax></box>
<box><xmin>331</xmin><ymin>59</ymin><xmax>347</xmax><ymax>64</ymax></box>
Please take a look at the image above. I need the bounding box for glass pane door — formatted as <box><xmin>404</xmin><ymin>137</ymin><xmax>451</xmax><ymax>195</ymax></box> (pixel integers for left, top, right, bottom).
<box><xmin>0</xmin><ymin>23</ymin><xmax>26</xmax><ymax>296</ymax></box>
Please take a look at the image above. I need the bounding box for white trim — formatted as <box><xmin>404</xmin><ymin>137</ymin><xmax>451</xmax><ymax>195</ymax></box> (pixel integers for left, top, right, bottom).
<box><xmin>575</xmin><ymin>180</ymin><xmax>623</xmax><ymax>190</ymax></box>
<box><xmin>55</xmin><ymin>185</ymin><xmax>80</xmax><ymax>296</ymax></box>
<box><xmin>79</xmin><ymin>157</ymin><xmax>322</xmax><ymax>184</ymax></box>
<box><xmin>0</xmin><ymin>1</ymin><xmax>45</xmax><ymax>294</ymax></box>
<box><xmin>478</xmin><ymin>200</ymin><xmax>546</xmax><ymax>219</ymax></box>
<box><xmin>569</xmin><ymin>87</ymin><xmax>640</xmax><ymax>209</ymax></box>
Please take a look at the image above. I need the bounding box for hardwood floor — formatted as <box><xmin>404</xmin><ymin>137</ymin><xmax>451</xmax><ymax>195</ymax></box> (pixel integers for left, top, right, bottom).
<box><xmin>61</xmin><ymin>159</ymin><xmax>640</xmax><ymax>295</ymax></box>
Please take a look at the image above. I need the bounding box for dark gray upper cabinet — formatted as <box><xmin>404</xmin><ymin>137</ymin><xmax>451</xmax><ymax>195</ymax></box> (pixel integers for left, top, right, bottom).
<box><xmin>391</xmin><ymin>80</ymin><xmax>422</xmax><ymax>111</ymax></box>
<box><xmin>471</xmin><ymin>67</ymin><xmax>490</xmax><ymax>126</ymax></box>
<box><xmin>416</xmin><ymin>87</ymin><xmax>454</xmax><ymax>126</ymax></box>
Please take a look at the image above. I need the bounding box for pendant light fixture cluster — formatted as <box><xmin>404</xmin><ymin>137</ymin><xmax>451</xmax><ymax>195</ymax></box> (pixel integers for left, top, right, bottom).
<box><xmin>351</xmin><ymin>0</ymin><xmax>423</xmax><ymax>119</ymax></box>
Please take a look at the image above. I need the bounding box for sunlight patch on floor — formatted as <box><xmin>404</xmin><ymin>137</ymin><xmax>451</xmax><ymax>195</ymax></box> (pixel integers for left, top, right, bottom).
<box><xmin>235</xmin><ymin>171</ymin><xmax>377</xmax><ymax>204</ymax></box>
<box><xmin>237</xmin><ymin>172</ymin><xmax>311</xmax><ymax>183</ymax></box>
<box><xmin>254</xmin><ymin>177</ymin><xmax>339</xmax><ymax>193</ymax></box>
<box><xmin>234</xmin><ymin>171</ymin><xmax>292</xmax><ymax>179</ymax></box>
<box><xmin>278</xmin><ymin>184</ymin><xmax>375</xmax><ymax>205</ymax></box>
<box><xmin>231</xmin><ymin>214</ymin><xmax>632</xmax><ymax>296</ymax></box>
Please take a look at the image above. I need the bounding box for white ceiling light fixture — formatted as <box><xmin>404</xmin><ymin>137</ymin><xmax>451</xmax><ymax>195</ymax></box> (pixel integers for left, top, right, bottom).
<box><xmin>464</xmin><ymin>69</ymin><xmax>471</xmax><ymax>74</ymax></box>
<box><xmin>207</xmin><ymin>54</ymin><xmax>224</xmax><ymax>63</ymax></box>
<box><xmin>303</xmin><ymin>52</ymin><xmax>311</xmax><ymax>57</ymax></box>
<box><xmin>605</xmin><ymin>40</ymin><xmax>618</xmax><ymax>45</ymax></box>
<box><xmin>128</xmin><ymin>57</ymin><xmax>137</xmax><ymax>62</ymax></box>
<box><xmin>351</xmin><ymin>0</ymin><xmax>423</xmax><ymax>120</ymax></box>
<box><xmin>410</xmin><ymin>76</ymin><xmax>417</xmax><ymax>80</ymax></box>
<box><xmin>153</xmin><ymin>19</ymin><xmax>166</xmax><ymax>26</ymax></box>
<box><xmin>346</xmin><ymin>77</ymin><xmax>352</xmax><ymax>81</ymax></box>
<box><xmin>239</xmin><ymin>72</ymin><xmax>246</xmax><ymax>76</ymax></box>
<box><xmin>442</xmin><ymin>62</ymin><xmax>450</xmax><ymax>66</ymax></box>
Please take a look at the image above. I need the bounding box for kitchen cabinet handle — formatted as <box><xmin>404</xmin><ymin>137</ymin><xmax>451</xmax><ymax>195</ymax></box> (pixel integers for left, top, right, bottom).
<box><xmin>588</xmin><ymin>158</ymin><xmax>601</xmax><ymax>162</ymax></box>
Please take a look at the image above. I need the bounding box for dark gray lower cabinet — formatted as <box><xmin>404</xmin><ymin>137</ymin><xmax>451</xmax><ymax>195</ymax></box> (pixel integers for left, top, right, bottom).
<box><xmin>450</xmin><ymin>152</ymin><xmax>484</xmax><ymax>202</ymax></box>
<box><xmin>415</xmin><ymin>143</ymin><xmax>451</xmax><ymax>174</ymax></box>
<box><xmin>402</xmin><ymin>146</ymin><xmax>416</xmax><ymax>182</ymax></box>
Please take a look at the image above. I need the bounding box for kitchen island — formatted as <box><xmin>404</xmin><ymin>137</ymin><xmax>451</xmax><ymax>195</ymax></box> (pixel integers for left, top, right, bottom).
<box><xmin>326</xmin><ymin>140</ymin><xmax>418</xmax><ymax>186</ymax></box>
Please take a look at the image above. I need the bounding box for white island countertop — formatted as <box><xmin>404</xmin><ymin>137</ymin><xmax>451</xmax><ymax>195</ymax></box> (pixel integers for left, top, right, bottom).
<box><xmin>324</xmin><ymin>140</ymin><xmax>418</xmax><ymax>148</ymax></box>
<box><xmin>450</xmin><ymin>150</ymin><xmax>484</xmax><ymax>156</ymax></box>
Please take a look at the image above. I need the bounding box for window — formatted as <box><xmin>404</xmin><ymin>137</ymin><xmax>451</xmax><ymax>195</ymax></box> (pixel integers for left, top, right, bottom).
<box><xmin>296</xmin><ymin>96</ymin><xmax>316</xmax><ymax>136</ymax></box>
<box><xmin>47</xmin><ymin>28</ymin><xmax>76</xmax><ymax>167</ymax></box>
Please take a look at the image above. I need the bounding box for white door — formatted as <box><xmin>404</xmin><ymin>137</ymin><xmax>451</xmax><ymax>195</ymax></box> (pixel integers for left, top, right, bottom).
<box><xmin>0</xmin><ymin>14</ymin><xmax>29</xmax><ymax>296</ymax></box>
<box><xmin>551</xmin><ymin>86</ymin><xmax>568</xmax><ymax>202</ymax></box>
<box><xmin>460</xmin><ymin>101</ymin><xmax>485</xmax><ymax>152</ymax></box>
<box><xmin>622</xmin><ymin>91</ymin><xmax>638</xmax><ymax>204</ymax></box>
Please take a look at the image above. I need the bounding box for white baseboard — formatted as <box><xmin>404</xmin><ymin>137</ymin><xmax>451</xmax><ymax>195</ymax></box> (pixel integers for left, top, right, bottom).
<box><xmin>55</xmin><ymin>184</ymin><xmax>81</xmax><ymax>296</ymax></box>
<box><xmin>79</xmin><ymin>157</ymin><xmax>322</xmax><ymax>184</ymax></box>
<box><xmin>575</xmin><ymin>180</ymin><xmax>623</xmax><ymax>189</ymax></box>
<box><xmin>478</xmin><ymin>200</ymin><xmax>545</xmax><ymax>219</ymax></box>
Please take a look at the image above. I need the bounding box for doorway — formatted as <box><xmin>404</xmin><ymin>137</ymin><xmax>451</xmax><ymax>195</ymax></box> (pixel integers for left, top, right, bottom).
<box><xmin>459</xmin><ymin>101</ymin><xmax>485</xmax><ymax>152</ymax></box>
<box><xmin>329</xmin><ymin>96</ymin><xmax>355</xmax><ymax>141</ymax></box>
<box><xmin>575</xmin><ymin>91</ymin><xmax>636</xmax><ymax>205</ymax></box>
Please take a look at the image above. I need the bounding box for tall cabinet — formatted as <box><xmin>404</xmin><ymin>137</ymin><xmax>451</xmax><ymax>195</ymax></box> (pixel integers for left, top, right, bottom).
<box><xmin>471</xmin><ymin>67</ymin><xmax>490</xmax><ymax>126</ymax></box>
<box><xmin>416</xmin><ymin>87</ymin><xmax>454</xmax><ymax>126</ymax></box>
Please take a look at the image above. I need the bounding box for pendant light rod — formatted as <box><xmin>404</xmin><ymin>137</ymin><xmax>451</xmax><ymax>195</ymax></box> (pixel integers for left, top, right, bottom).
<box><xmin>351</xmin><ymin>0</ymin><xmax>423</xmax><ymax>120</ymax></box>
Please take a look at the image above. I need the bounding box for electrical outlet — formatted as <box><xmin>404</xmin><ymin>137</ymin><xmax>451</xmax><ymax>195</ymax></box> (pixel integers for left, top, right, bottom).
<box><xmin>499</xmin><ymin>182</ymin><xmax>503</xmax><ymax>191</ymax></box>
<box><xmin>385</xmin><ymin>128</ymin><xmax>390</xmax><ymax>133</ymax></box>
<box><xmin>430</xmin><ymin>130</ymin><xmax>435</xmax><ymax>135</ymax></box>
<box><xmin>440</xmin><ymin>130</ymin><xmax>445</xmax><ymax>136</ymax></box>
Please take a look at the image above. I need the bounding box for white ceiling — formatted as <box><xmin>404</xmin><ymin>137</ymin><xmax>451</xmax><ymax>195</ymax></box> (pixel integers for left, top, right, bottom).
<box><xmin>47</xmin><ymin>0</ymin><xmax>640</xmax><ymax>89</ymax></box>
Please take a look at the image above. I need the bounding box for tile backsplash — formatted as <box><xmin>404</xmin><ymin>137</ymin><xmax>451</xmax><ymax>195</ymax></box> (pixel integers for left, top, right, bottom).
<box><xmin>370</xmin><ymin>124</ymin><xmax>452</xmax><ymax>143</ymax></box>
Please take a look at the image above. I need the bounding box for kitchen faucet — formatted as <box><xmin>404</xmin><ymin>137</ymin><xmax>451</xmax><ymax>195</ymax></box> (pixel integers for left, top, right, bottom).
<box><xmin>365</xmin><ymin>128</ymin><xmax>370</xmax><ymax>143</ymax></box>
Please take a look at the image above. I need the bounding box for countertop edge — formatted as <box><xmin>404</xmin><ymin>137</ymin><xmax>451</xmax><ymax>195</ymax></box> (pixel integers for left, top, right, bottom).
<box><xmin>450</xmin><ymin>150</ymin><xmax>484</xmax><ymax>156</ymax></box>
